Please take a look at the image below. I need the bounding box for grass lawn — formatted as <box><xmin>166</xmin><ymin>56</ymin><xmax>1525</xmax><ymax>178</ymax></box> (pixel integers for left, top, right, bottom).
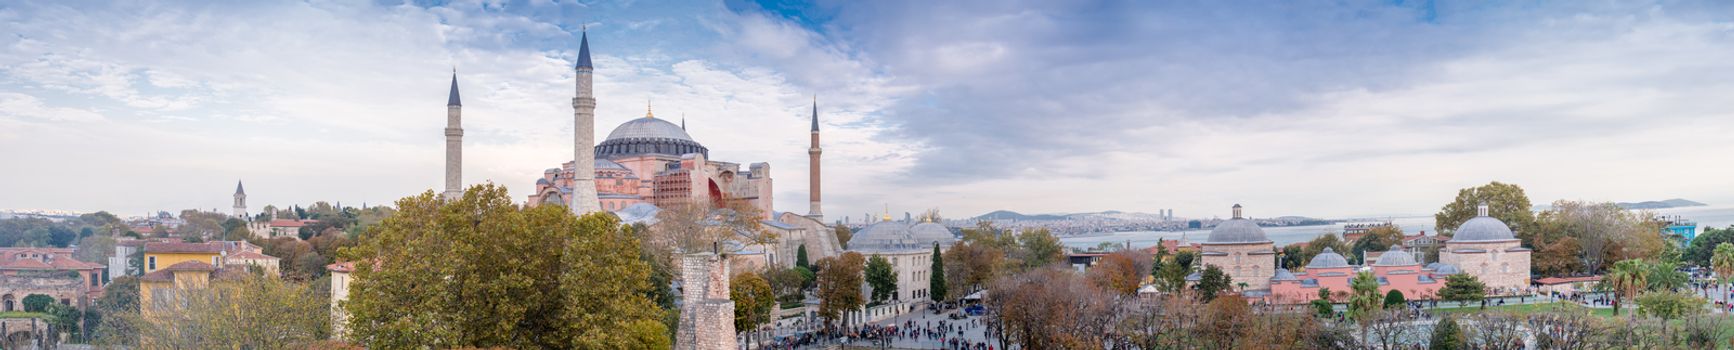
<box><xmin>0</xmin><ymin>311</ymin><xmax>46</xmax><ymax>319</ymax></box>
<box><xmin>1431</xmin><ymin>301</ymin><xmax>1617</xmax><ymax>318</ymax></box>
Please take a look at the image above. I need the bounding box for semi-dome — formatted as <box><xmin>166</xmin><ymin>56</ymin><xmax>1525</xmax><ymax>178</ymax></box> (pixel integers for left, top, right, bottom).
<box><xmin>1373</xmin><ymin>247</ymin><xmax>1418</xmax><ymax>266</ymax></box>
<box><xmin>596</xmin><ymin>117</ymin><xmax>708</xmax><ymax>159</ymax></box>
<box><xmin>1272</xmin><ymin>268</ymin><xmax>1299</xmax><ymax>281</ymax></box>
<box><xmin>1206</xmin><ymin>204</ymin><xmax>1270</xmax><ymax>244</ymax></box>
<box><xmin>595</xmin><ymin>158</ymin><xmax>628</xmax><ymax>170</ymax></box>
<box><xmin>1430</xmin><ymin>263</ymin><xmax>1462</xmax><ymax>275</ymax></box>
<box><xmin>1307</xmin><ymin>248</ymin><xmax>1350</xmax><ymax>269</ymax></box>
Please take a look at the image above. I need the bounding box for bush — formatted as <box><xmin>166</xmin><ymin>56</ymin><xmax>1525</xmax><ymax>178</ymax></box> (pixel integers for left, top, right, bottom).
<box><xmin>22</xmin><ymin>294</ymin><xmax>54</xmax><ymax>312</ymax></box>
<box><xmin>1383</xmin><ymin>290</ymin><xmax>1406</xmax><ymax>308</ymax></box>
<box><xmin>1429</xmin><ymin>316</ymin><xmax>1464</xmax><ymax>350</ymax></box>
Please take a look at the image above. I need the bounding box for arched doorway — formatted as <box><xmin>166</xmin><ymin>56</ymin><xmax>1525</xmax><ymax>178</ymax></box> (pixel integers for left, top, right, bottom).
<box><xmin>1</xmin><ymin>294</ymin><xmax>13</xmax><ymax>312</ymax></box>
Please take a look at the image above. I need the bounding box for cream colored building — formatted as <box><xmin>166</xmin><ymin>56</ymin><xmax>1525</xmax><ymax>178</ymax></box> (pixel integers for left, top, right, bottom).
<box><xmin>1437</xmin><ymin>204</ymin><xmax>1531</xmax><ymax>294</ymax></box>
<box><xmin>1195</xmin><ymin>204</ymin><xmax>1277</xmax><ymax>291</ymax></box>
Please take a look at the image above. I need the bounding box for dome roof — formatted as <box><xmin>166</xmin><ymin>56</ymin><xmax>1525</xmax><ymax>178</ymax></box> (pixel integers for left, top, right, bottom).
<box><xmin>1431</xmin><ymin>263</ymin><xmax>1462</xmax><ymax>275</ymax></box>
<box><xmin>1272</xmin><ymin>268</ymin><xmax>1299</xmax><ymax>281</ymax></box>
<box><xmin>908</xmin><ymin>222</ymin><xmax>955</xmax><ymax>247</ymax></box>
<box><xmin>1373</xmin><ymin>247</ymin><xmax>1418</xmax><ymax>266</ymax></box>
<box><xmin>605</xmin><ymin>117</ymin><xmax>695</xmax><ymax>142</ymax></box>
<box><xmin>1207</xmin><ymin>219</ymin><xmax>1270</xmax><ymax>244</ymax></box>
<box><xmin>1307</xmin><ymin>248</ymin><xmax>1350</xmax><ymax>269</ymax></box>
<box><xmin>1452</xmin><ymin>216</ymin><xmax>1516</xmax><ymax>242</ymax></box>
<box><xmin>595</xmin><ymin>158</ymin><xmax>627</xmax><ymax>170</ymax></box>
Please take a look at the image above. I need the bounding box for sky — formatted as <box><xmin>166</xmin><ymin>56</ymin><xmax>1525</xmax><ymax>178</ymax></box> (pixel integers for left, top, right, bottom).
<box><xmin>2</xmin><ymin>0</ymin><xmax>1733</xmax><ymax>221</ymax></box>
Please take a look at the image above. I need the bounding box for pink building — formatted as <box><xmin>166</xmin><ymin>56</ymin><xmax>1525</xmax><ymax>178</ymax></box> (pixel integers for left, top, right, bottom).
<box><xmin>1267</xmin><ymin>246</ymin><xmax>1447</xmax><ymax>304</ymax></box>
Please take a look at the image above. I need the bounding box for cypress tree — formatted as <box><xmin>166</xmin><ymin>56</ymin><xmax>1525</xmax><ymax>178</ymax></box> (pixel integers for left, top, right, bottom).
<box><xmin>796</xmin><ymin>244</ymin><xmax>810</xmax><ymax>270</ymax></box>
<box><xmin>1429</xmin><ymin>316</ymin><xmax>1465</xmax><ymax>350</ymax></box>
<box><xmin>930</xmin><ymin>243</ymin><xmax>947</xmax><ymax>302</ymax></box>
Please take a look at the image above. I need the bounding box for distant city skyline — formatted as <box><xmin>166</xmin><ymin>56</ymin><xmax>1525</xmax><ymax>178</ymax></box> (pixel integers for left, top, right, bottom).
<box><xmin>4</xmin><ymin>1</ymin><xmax>1734</xmax><ymax>219</ymax></box>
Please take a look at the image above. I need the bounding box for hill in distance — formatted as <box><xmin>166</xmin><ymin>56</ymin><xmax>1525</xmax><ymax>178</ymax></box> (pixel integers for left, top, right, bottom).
<box><xmin>1616</xmin><ymin>198</ymin><xmax>1706</xmax><ymax>210</ymax></box>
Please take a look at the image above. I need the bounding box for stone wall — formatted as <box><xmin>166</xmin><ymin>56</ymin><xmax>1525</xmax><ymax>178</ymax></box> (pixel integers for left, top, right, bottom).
<box><xmin>1199</xmin><ymin>242</ymin><xmax>1276</xmax><ymax>291</ymax></box>
<box><xmin>675</xmin><ymin>253</ymin><xmax>737</xmax><ymax>350</ymax></box>
<box><xmin>1439</xmin><ymin>240</ymin><xmax>1531</xmax><ymax>293</ymax></box>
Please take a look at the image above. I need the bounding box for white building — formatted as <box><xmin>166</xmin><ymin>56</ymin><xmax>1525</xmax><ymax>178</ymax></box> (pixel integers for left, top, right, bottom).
<box><xmin>843</xmin><ymin>217</ymin><xmax>956</xmax><ymax>322</ymax></box>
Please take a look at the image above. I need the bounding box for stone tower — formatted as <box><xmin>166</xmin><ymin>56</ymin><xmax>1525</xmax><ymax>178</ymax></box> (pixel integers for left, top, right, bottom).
<box><xmin>443</xmin><ymin>71</ymin><xmax>464</xmax><ymax>200</ymax></box>
<box><xmin>806</xmin><ymin>97</ymin><xmax>823</xmax><ymax>220</ymax></box>
<box><xmin>674</xmin><ymin>252</ymin><xmax>737</xmax><ymax>350</ymax></box>
<box><xmin>232</xmin><ymin>180</ymin><xmax>247</xmax><ymax>218</ymax></box>
<box><xmin>568</xmin><ymin>30</ymin><xmax>602</xmax><ymax>215</ymax></box>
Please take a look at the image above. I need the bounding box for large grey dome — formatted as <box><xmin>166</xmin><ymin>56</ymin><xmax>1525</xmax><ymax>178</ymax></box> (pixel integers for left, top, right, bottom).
<box><xmin>908</xmin><ymin>222</ymin><xmax>955</xmax><ymax>247</ymax></box>
<box><xmin>1207</xmin><ymin>219</ymin><xmax>1270</xmax><ymax>244</ymax></box>
<box><xmin>1307</xmin><ymin>248</ymin><xmax>1350</xmax><ymax>269</ymax></box>
<box><xmin>1373</xmin><ymin>247</ymin><xmax>1418</xmax><ymax>266</ymax></box>
<box><xmin>596</xmin><ymin>117</ymin><xmax>708</xmax><ymax>159</ymax></box>
<box><xmin>1452</xmin><ymin>216</ymin><xmax>1516</xmax><ymax>242</ymax></box>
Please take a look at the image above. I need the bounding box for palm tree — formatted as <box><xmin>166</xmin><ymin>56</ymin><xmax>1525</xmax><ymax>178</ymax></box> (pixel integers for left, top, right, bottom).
<box><xmin>1604</xmin><ymin>259</ymin><xmax>1649</xmax><ymax>316</ymax></box>
<box><xmin>1712</xmin><ymin>243</ymin><xmax>1734</xmax><ymax>285</ymax></box>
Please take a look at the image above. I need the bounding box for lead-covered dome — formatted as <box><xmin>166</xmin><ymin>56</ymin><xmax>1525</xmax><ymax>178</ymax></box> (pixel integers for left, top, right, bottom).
<box><xmin>596</xmin><ymin>117</ymin><xmax>708</xmax><ymax>159</ymax></box>
<box><xmin>909</xmin><ymin>222</ymin><xmax>956</xmax><ymax>247</ymax></box>
<box><xmin>1452</xmin><ymin>216</ymin><xmax>1516</xmax><ymax>242</ymax></box>
<box><xmin>1307</xmin><ymin>248</ymin><xmax>1350</xmax><ymax>269</ymax></box>
<box><xmin>1206</xmin><ymin>204</ymin><xmax>1269</xmax><ymax>244</ymax></box>
<box><xmin>1373</xmin><ymin>247</ymin><xmax>1418</xmax><ymax>266</ymax></box>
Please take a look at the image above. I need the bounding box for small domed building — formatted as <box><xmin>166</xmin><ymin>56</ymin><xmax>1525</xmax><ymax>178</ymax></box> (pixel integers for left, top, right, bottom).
<box><xmin>1437</xmin><ymin>204</ymin><xmax>1531</xmax><ymax>293</ymax></box>
<box><xmin>843</xmin><ymin>217</ymin><xmax>956</xmax><ymax>321</ymax></box>
<box><xmin>1267</xmin><ymin>246</ymin><xmax>1446</xmax><ymax>303</ymax></box>
<box><xmin>1197</xmin><ymin>204</ymin><xmax>1277</xmax><ymax>291</ymax></box>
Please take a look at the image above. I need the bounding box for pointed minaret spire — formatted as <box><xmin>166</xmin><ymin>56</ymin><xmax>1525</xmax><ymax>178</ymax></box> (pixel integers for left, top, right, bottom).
<box><xmin>806</xmin><ymin>95</ymin><xmax>823</xmax><ymax>220</ymax></box>
<box><xmin>575</xmin><ymin>28</ymin><xmax>593</xmax><ymax>69</ymax></box>
<box><xmin>443</xmin><ymin>69</ymin><xmax>465</xmax><ymax>200</ymax></box>
<box><xmin>681</xmin><ymin>113</ymin><xmax>687</xmax><ymax>130</ymax></box>
<box><xmin>447</xmin><ymin>69</ymin><xmax>461</xmax><ymax>107</ymax></box>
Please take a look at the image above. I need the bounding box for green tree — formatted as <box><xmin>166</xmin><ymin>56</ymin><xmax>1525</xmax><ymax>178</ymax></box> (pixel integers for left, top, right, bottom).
<box><xmin>1686</xmin><ymin>227</ymin><xmax>1734</xmax><ymax>267</ymax></box>
<box><xmin>1017</xmin><ymin>228</ymin><xmax>1064</xmax><ymax>270</ymax></box>
<box><xmin>1349</xmin><ymin>225</ymin><xmax>1404</xmax><ymax>265</ymax></box>
<box><xmin>815</xmin><ymin>252</ymin><xmax>866</xmax><ymax>327</ymax></box>
<box><xmin>1429</xmin><ymin>316</ymin><xmax>1465</xmax><ymax>350</ymax></box>
<box><xmin>1434</xmin><ymin>181</ymin><xmax>1535</xmax><ymax>240</ymax></box>
<box><xmin>795</xmin><ymin>244</ymin><xmax>810</xmax><ymax>270</ymax></box>
<box><xmin>1711</xmin><ymin>242</ymin><xmax>1734</xmax><ymax>284</ymax></box>
<box><xmin>1634</xmin><ymin>290</ymin><xmax>1704</xmax><ymax>323</ymax></box>
<box><xmin>1194</xmin><ymin>265</ymin><xmax>1231</xmax><ymax>302</ymax></box>
<box><xmin>930</xmin><ymin>243</ymin><xmax>947</xmax><ymax>302</ymax></box>
<box><xmin>112</xmin><ymin>274</ymin><xmax>327</xmax><ymax>348</ymax></box>
<box><xmin>729</xmin><ymin>272</ymin><xmax>775</xmax><ymax>337</ymax></box>
<box><xmin>341</xmin><ymin>185</ymin><xmax>667</xmax><ymax>348</ymax></box>
<box><xmin>43</xmin><ymin>303</ymin><xmax>80</xmax><ymax>341</ymax></box>
<box><xmin>1383</xmin><ymin>289</ymin><xmax>1406</xmax><ymax>308</ymax></box>
<box><xmin>1346</xmin><ymin>271</ymin><xmax>1383</xmax><ymax>322</ymax></box>
<box><xmin>1439</xmin><ymin>274</ymin><xmax>1486</xmax><ymax>307</ymax></box>
<box><xmin>22</xmin><ymin>294</ymin><xmax>53</xmax><ymax>312</ymax></box>
<box><xmin>1311</xmin><ymin>287</ymin><xmax>1334</xmax><ymax>318</ymax></box>
<box><xmin>1154</xmin><ymin>257</ymin><xmax>1189</xmax><ymax>294</ymax></box>
<box><xmin>865</xmin><ymin>254</ymin><xmax>899</xmax><ymax>303</ymax></box>
<box><xmin>1604</xmin><ymin>259</ymin><xmax>1649</xmax><ymax>316</ymax></box>
<box><xmin>1645</xmin><ymin>260</ymin><xmax>1688</xmax><ymax>292</ymax></box>
<box><xmin>1301</xmin><ymin>234</ymin><xmax>1350</xmax><ymax>266</ymax></box>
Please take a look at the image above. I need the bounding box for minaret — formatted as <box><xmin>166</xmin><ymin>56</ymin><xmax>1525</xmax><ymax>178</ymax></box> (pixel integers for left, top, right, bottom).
<box><xmin>806</xmin><ymin>96</ymin><xmax>823</xmax><ymax>220</ymax></box>
<box><xmin>569</xmin><ymin>29</ymin><xmax>602</xmax><ymax>215</ymax></box>
<box><xmin>443</xmin><ymin>71</ymin><xmax>464</xmax><ymax>200</ymax></box>
<box><xmin>232</xmin><ymin>181</ymin><xmax>247</xmax><ymax>218</ymax></box>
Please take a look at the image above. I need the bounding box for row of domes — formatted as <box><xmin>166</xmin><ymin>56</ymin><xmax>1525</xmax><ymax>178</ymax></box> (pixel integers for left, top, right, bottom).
<box><xmin>848</xmin><ymin>220</ymin><xmax>957</xmax><ymax>252</ymax></box>
<box><xmin>1204</xmin><ymin>204</ymin><xmax>1516</xmax><ymax>244</ymax></box>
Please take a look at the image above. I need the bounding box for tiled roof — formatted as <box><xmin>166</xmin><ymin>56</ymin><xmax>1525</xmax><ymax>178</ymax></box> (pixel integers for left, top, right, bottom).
<box><xmin>146</xmin><ymin>242</ymin><xmax>225</xmax><ymax>254</ymax></box>
<box><xmin>229</xmin><ymin>251</ymin><xmax>277</xmax><ymax>260</ymax></box>
<box><xmin>327</xmin><ymin>261</ymin><xmax>355</xmax><ymax>273</ymax></box>
<box><xmin>163</xmin><ymin>260</ymin><xmax>216</xmax><ymax>272</ymax></box>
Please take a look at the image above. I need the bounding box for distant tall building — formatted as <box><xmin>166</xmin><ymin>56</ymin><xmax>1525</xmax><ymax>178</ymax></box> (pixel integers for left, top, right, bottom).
<box><xmin>443</xmin><ymin>71</ymin><xmax>464</xmax><ymax>200</ymax></box>
<box><xmin>806</xmin><ymin>97</ymin><xmax>823</xmax><ymax>220</ymax></box>
<box><xmin>232</xmin><ymin>181</ymin><xmax>247</xmax><ymax>218</ymax></box>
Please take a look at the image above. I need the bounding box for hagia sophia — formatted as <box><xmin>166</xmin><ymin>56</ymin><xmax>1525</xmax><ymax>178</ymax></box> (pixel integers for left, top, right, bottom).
<box><xmin>1190</xmin><ymin>203</ymin><xmax>1531</xmax><ymax>304</ymax></box>
<box><xmin>434</xmin><ymin>30</ymin><xmax>842</xmax><ymax>271</ymax></box>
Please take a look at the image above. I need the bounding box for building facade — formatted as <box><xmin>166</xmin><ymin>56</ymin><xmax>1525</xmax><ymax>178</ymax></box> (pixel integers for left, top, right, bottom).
<box><xmin>1436</xmin><ymin>204</ymin><xmax>1532</xmax><ymax>294</ymax></box>
<box><xmin>1195</xmin><ymin>204</ymin><xmax>1277</xmax><ymax>291</ymax></box>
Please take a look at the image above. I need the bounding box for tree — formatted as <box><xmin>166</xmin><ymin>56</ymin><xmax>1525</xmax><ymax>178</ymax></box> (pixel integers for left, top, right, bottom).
<box><xmin>111</xmin><ymin>274</ymin><xmax>327</xmax><ymax>348</ymax></box>
<box><xmin>1604</xmin><ymin>259</ymin><xmax>1649</xmax><ymax>316</ymax></box>
<box><xmin>649</xmin><ymin>199</ymin><xmax>770</xmax><ymax>255</ymax></box>
<box><xmin>1686</xmin><ymin>226</ymin><xmax>1734</xmax><ymax>267</ymax></box>
<box><xmin>1644</xmin><ymin>260</ymin><xmax>1687</xmax><ymax>292</ymax></box>
<box><xmin>943</xmin><ymin>240</ymin><xmax>1003</xmax><ymax>298</ymax></box>
<box><xmin>864</xmin><ymin>254</ymin><xmax>898</xmax><ymax>303</ymax></box>
<box><xmin>1087</xmin><ymin>251</ymin><xmax>1152</xmax><ymax>296</ymax></box>
<box><xmin>1429</xmin><ymin>316</ymin><xmax>1465</xmax><ymax>350</ymax></box>
<box><xmin>1301</xmin><ymin>234</ymin><xmax>1349</xmax><ymax>266</ymax></box>
<box><xmin>1016</xmin><ymin>228</ymin><xmax>1064</xmax><ymax>270</ymax></box>
<box><xmin>729</xmin><ymin>272</ymin><xmax>775</xmax><ymax>337</ymax></box>
<box><xmin>43</xmin><ymin>302</ymin><xmax>80</xmax><ymax>342</ymax></box>
<box><xmin>795</xmin><ymin>244</ymin><xmax>810</xmax><ymax>270</ymax></box>
<box><xmin>1347</xmin><ymin>271</ymin><xmax>1384</xmax><ymax>343</ymax></box>
<box><xmin>1194</xmin><ymin>265</ymin><xmax>1231</xmax><ymax>302</ymax></box>
<box><xmin>984</xmin><ymin>268</ymin><xmax>1115</xmax><ymax>350</ymax></box>
<box><xmin>1439</xmin><ymin>274</ymin><xmax>1486</xmax><ymax>307</ymax></box>
<box><xmin>1712</xmin><ymin>242</ymin><xmax>1734</xmax><ymax>284</ymax></box>
<box><xmin>74</xmin><ymin>235</ymin><xmax>116</xmax><ymax>264</ymax></box>
<box><xmin>1536</xmin><ymin>200</ymin><xmax>1663</xmax><ymax>274</ymax></box>
<box><xmin>814</xmin><ymin>252</ymin><xmax>865</xmax><ymax>327</ymax></box>
<box><xmin>1349</xmin><ymin>225</ymin><xmax>1404</xmax><ymax>265</ymax></box>
<box><xmin>929</xmin><ymin>243</ymin><xmax>947</xmax><ymax>302</ymax></box>
<box><xmin>833</xmin><ymin>226</ymin><xmax>852</xmax><ymax>250</ymax></box>
<box><xmin>1383</xmin><ymin>289</ymin><xmax>1406</xmax><ymax>308</ymax></box>
<box><xmin>1635</xmin><ymin>290</ymin><xmax>1704</xmax><ymax>328</ymax></box>
<box><xmin>22</xmin><ymin>294</ymin><xmax>53</xmax><ymax>312</ymax></box>
<box><xmin>341</xmin><ymin>185</ymin><xmax>667</xmax><ymax>348</ymax></box>
<box><xmin>1279</xmin><ymin>244</ymin><xmax>1305</xmax><ymax>269</ymax></box>
<box><xmin>1434</xmin><ymin>181</ymin><xmax>1535</xmax><ymax>240</ymax></box>
<box><xmin>1531</xmin><ymin>235</ymin><xmax>1584</xmax><ymax>276</ymax></box>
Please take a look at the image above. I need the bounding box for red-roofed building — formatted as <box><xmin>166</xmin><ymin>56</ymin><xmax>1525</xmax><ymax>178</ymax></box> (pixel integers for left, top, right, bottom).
<box><xmin>0</xmin><ymin>247</ymin><xmax>107</xmax><ymax>310</ymax></box>
<box><xmin>249</xmin><ymin>219</ymin><xmax>318</xmax><ymax>239</ymax></box>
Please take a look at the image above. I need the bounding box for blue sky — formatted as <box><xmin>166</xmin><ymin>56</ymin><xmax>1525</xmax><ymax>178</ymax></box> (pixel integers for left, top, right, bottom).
<box><xmin>3</xmin><ymin>0</ymin><xmax>1734</xmax><ymax>220</ymax></box>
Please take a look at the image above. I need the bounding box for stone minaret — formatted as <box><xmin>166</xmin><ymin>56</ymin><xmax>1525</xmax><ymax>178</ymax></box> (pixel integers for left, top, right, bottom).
<box><xmin>443</xmin><ymin>71</ymin><xmax>464</xmax><ymax>200</ymax></box>
<box><xmin>568</xmin><ymin>30</ymin><xmax>602</xmax><ymax>215</ymax></box>
<box><xmin>232</xmin><ymin>181</ymin><xmax>247</xmax><ymax>218</ymax></box>
<box><xmin>806</xmin><ymin>97</ymin><xmax>823</xmax><ymax>220</ymax></box>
